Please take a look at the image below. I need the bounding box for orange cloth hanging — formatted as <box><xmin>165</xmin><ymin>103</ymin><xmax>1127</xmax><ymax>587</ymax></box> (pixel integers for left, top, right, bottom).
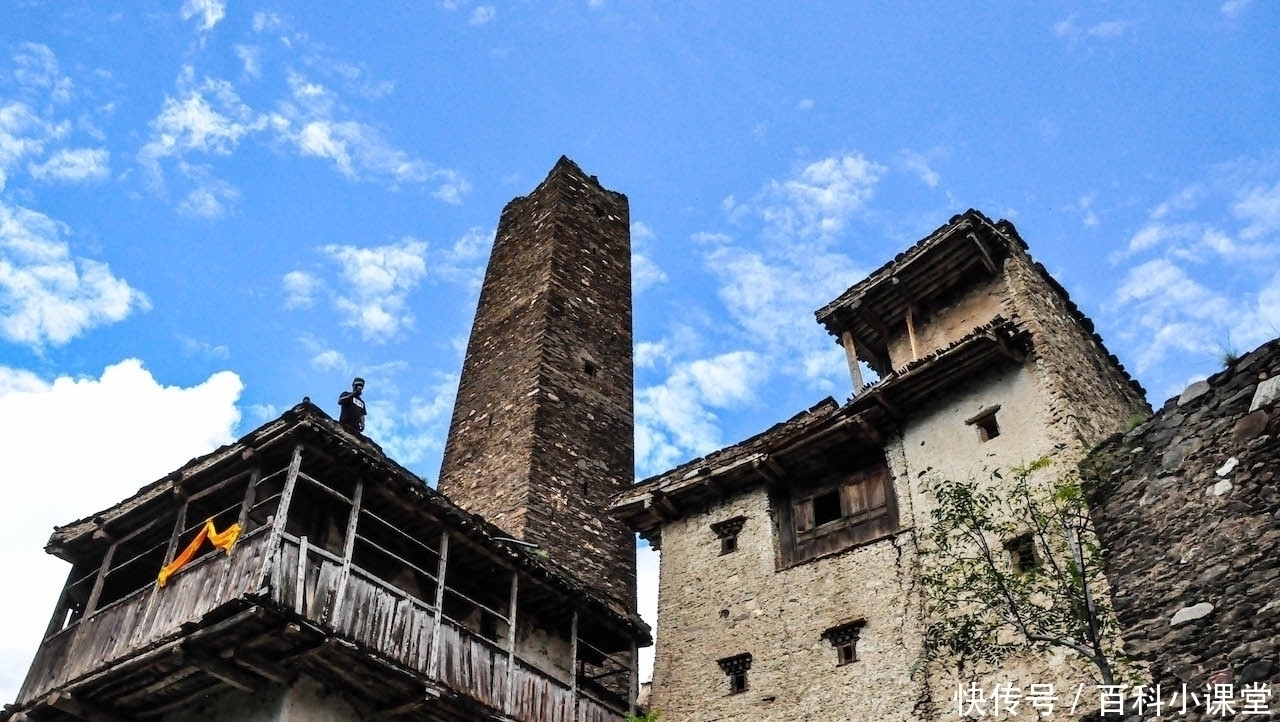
<box><xmin>156</xmin><ymin>518</ymin><xmax>242</xmax><ymax>587</ymax></box>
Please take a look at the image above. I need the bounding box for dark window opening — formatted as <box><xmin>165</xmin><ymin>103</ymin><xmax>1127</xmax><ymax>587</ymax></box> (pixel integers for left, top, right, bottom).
<box><xmin>583</xmin><ymin>360</ymin><xmax>598</xmax><ymax>377</ymax></box>
<box><xmin>838</xmin><ymin>642</ymin><xmax>857</xmax><ymax>665</ymax></box>
<box><xmin>812</xmin><ymin>490</ymin><xmax>843</xmax><ymax>527</ymax></box>
<box><xmin>1005</xmin><ymin>534</ymin><xmax>1038</xmax><ymax>574</ymax></box>
<box><xmin>717</xmin><ymin>653</ymin><xmax>752</xmax><ymax>695</ymax></box>
<box><xmin>822</xmin><ymin>619</ymin><xmax>864</xmax><ymax>667</ymax></box>
<box><xmin>710</xmin><ymin>516</ymin><xmax>747</xmax><ymax>556</ymax></box>
<box><xmin>965</xmin><ymin>406</ymin><xmax>1002</xmax><ymax>442</ymax></box>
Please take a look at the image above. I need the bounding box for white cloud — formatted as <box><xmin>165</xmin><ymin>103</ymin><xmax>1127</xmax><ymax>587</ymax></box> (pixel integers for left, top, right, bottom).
<box><xmin>235</xmin><ymin>45</ymin><xmax>262</xmax><ymax>79</ymax></box>
<box><xmin>177</xmin><ymin>178</ymin><xmax>240</xmax><ymax>219</ymax></box>
<box><xmin>181</xmin><ymin>0</ymin><xmax>227</xmax><ymax>32</ymax></box>
<box><xmin>283</xmin><ymin>270</ymin><xmax>321</xmax><ymax>308</ymax></box>
<box><xmin>0</xmin><ymin>200</ymin><xmax>150</xmax><ymax>347</ymax></box>
<box><xmin>470</xmin><ymin>5</ymin><xmax>496</xmax><ymax>25</ymax></box>
<box><xmin>28</xmin><ymin>148</ymin><xmax>110</xmax><ymax>183</ymax></box>
<box><xmin>1086</xmin><ymin>20</ymin><xmax>1131</xmax><ymax>38</ymax></box>
<box><xmin>363</xmin><ymin>373</ymin><xmax>459</xmax><ymax>469</ymax></box>
<box><xmin>1221</xmin><ymin>0</ymin><xmax>1252</xmax><ymax>18</ymax></box>
<box><xmin>1055</xmin><ymin>15</ymin><xmax>1133</xmax><ymax>40</ymax></box>
<box><xmin>796</xmin><ymin>98</ymin><xmax>814</xmax><ymax>111</ymax></box>
<box><xmin>631</xmin><ymin>221</ymin><xmax>667</xmax><ymax>293</ymax></box>
<box><xmin>323</xmin><ymin>239</ymin><xmax>429</xmax><ymax>342</ymax></box>
<box><xmin>1235</xmin><ymin>181</ymin><xmax>1280</xmax><ymax>241</ymax></box>
<box><xmin>635</xmin><ymin>351</ymin><xmax>766</xmax><ymax>474</ymax></box>
<box><xmin>251</xmin><ymin>11</ymin><xmax>283</xmax><ymax>32</ymax></box>
<box><xmin>900</xmin><ymin>149</ymin><xmax>939</xmax><ymax>188</ymax></box>
<box><xmin>760</xmin><ymin>154</ymin><xmax>884</xmax><ymax>240</ymax></box>
<box><xmin>0</xmin><ymin>360</ymin><xmax>242</xmax><ymax>703</ymax></box>
<box><xmin>311</xmin><ymin>349</ymin><xmax>350</xmax><ymax>372</ymax></box>
<box><xmin>434</xmin><ymin>226</ymin><xmax>493</xmax><ymax>289</ymax></box>
<box><xmin>11</xmin><ymin>43</ymin><xmax>72</xmax><ymax>103</ymax></box>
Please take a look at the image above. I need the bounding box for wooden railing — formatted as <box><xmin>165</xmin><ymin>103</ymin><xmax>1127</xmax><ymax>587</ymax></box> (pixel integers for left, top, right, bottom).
<box><xmin>17</xmin><ymin>528</ymin><xmax>273</xmax><ymax>704</ymax></box>
<box><xmin>273</xmin><ymin>534</ymin><xmax>627</xmax><ymax>722</ymax></box>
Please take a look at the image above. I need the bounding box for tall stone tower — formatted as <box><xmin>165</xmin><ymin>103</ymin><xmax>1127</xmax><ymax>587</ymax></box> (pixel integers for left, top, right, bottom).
<box><xmin>438</xmin><ymin>156</ymin><xmax>637</xmax><ymax>609</ymax></box>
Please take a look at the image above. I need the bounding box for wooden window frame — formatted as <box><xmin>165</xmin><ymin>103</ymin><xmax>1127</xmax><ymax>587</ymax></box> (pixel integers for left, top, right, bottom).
<box><xmin>776</xmin><ymin>463</ymin><xmax>898</xmax><ymax>569</ymax></box>
<box><xmin>965</xmin><ymin>405</ymin><xmax>1002</xmax><ymax>442</ymax></box>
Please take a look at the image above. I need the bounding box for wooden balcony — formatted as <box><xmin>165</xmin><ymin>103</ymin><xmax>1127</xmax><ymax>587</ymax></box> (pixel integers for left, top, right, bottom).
<box><xmin>7</xmin><ymin>409</ymin><xmax>645</xmax><ymax>722</ymax></box>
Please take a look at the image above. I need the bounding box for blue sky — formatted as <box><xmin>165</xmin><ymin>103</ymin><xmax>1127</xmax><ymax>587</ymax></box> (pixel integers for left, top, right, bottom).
<box><xmin>2</xmin><ymin>0</ymin><xmax>1278</xmax><ymax>696</ymax></box>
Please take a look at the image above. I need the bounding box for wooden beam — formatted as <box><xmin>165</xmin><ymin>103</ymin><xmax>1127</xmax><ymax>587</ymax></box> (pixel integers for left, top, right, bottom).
<box><xmin>752</xmin><ymin>458</ymin><xmax>783</xmax><ymax>488</ymax></box>
<box><xmin>987</xmin><ymin>332</ymin><xmax>1026</xmax><ymax>364</ymax></box>
<box><xmin>839</xmin><ymin>330</ymin><xmax>865</xmax><ymax>395</ymax></box>
<box><xmin>81</xmin><ymin>540</ymin><xmax>117</xmax><ymax>620</ymax></box>
<box><xmin>967</xmin><ymin>232</ymin><xmax>998</xmax><ymax>274</ymax></box>
<box><xmin>295</xmin><ymin>535</ymin><xmax>309</xmax><ymax>615</ymax></box>
<box><xmin>628</xmin><ymin>641</ymin><xmax>639</xmax><ymax>717</ymax></box>
<box><xmin>46</xmin><ymin>693</ymin><xmax>130</xmax><ymax>722</ymax></box>
<box><xmin>259</xmin><ymin>444</ymin><xmax>304</xmax><ymax>590</ymax></box>
<box><xmin>650</xmin><ymin>492</ymin><xmax>679</xmax><ymax>520</ymax></box>
<box><xmin>568</xmin><ymin>610</ymin><xmax>579</xmax><ymax>709</ymax></box>
<box><xmin>427</xmin><ymin>531</ymin><xmax>450</xmax><ymax>678</ymax></box>
<box><xmin>226</xmin><ymin>653</ymin><xmax>296</xmax><ymax>686</ymax></box>
<box><xmin>327</xmin><ymin>478</ymin><xmax>364</xmax><ymax>624</ymax></box>
<box><xmin>870</xmin><ymin>392</ymin><xmax>902</xmax><ymax>420</ymax></box>
<box><xmin>503</xmin><ymin>572</ymin><xmax>519</xmax><ymax>715</ymax></box>
<box><xmin>182</xmin><ymin>647</ymin><xmax>265</xmax><ymax>692</ymax></box>
<box><xmin>905</xmin><ymin>305</ymin><xmax>919</xmax><ymax>362</ymax></box>
<box><xmin>235</xmin><ymin>468</ymin><xmax>261</xmax><ymax>532</ymax></box>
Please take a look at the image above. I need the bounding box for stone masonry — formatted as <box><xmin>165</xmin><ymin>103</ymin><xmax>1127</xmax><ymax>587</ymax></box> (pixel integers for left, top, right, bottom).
<box><xmin>620</xmin><ymin>212</ymin><xmax>1155</xmax><ymax>721</ymax></box>
<box><xmin>1084</xmin><ymin>338</ymin><xmax>1280</xmax><ymax>720</ymax></box>
<box><xmin>438</xmin><ymin>156</ymin><xmax>637</xmax><ymax>609</ymax></box>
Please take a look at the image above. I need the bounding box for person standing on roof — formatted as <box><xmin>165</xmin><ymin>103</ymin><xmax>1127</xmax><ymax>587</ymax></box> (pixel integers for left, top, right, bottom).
<box><xmin>338</xmin><ymin>377</ymin><xmax>367</xmax><ymax>433</ymax></box>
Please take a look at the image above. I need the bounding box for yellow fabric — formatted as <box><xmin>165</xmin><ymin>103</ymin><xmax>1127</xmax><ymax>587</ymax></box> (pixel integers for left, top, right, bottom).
<box><xmin>156</xmin><ymin>518</ymin><xmax>242</xmax><ymax>587</ymax></box>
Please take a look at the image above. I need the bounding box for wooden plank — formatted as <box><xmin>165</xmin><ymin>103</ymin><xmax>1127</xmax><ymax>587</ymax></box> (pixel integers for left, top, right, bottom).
<box><xmin>183</xmin><ymin>647</ymin><xmax>264</xmax><ymax>692</ymax></box>
<box><xmin>260</xmin><ymin>443</ymin><xmax>304</xmax><ymax>591</ymax></box>
<box><xmin>235</xmin><ymin>468</ymin><xmax>261</xmax><ymax>532</ymax></box>
<box><xmin>295</xmin><ymin>536</ymin><xmax>309</xmax><ymax>615</ymax></box>
<box><xmin>568</xmin><ymin>610</ymin><xmax>578</xmax><ymax>711</ymax></box>
<box><xmin>504</xmin><ymin>572</ymin><xmax>519</xmax><ymax>715</ymax></box>
<box><xmin>328</xmin><ymin>478</ymin><xmax>364</xmax><ymax>624</ymax></box>
<box><xmin>427</xmin><ymin>531</ymin><xmax>449</xmax><ymax>678</ymax></box>
<box><xmin>80</xmin><ymin>542</ymin><xmax>116</xmax><ymax>623</ymax></box>
<box><xmin>905</xmin><ymin>304</ymin><xmax>919</xmax><ymax>362</ymax></box>
<box><xmin>839</xmin><ymin>330</ymin><xmax>865</xmax><ymax>395</ymax></box>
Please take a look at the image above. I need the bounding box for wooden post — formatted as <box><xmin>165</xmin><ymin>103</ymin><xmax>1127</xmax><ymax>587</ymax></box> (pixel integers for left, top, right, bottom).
<box><xmin>905</xmin><ymin>305</ymin><xmax>919</xmax><ymax>362</ymax></box>
<box><xmin>235</xmin><ymin>468</ymin><xmax>261</xmax><ymax>531</ymax></box>
<box><xmin>327</xmin><ymin>478</ymin><xmax>364</xmax><ymax>624</ymax></box>
<box><xmin>840</xmin><ymin>330</ymin><xmax>865</xmax><ymax>396</ymax></box>
<box><xmin>81</xmin><ymin>541</ymin><xmax>118</xmax><ymax>620</ymax></box>
<box><xmin>628</xmin><ymin>640</ymin><xmax>639</xmax><ymax>717</ymax></box>
<box><xmin>427</xmin><ymin>531</ymin><xmax>450</xmax><ymax>678</ymax></box>
<box><xmin>294</xmin><ymin>536</ymin><xmax>309</xmax><ymax>615</ymax></box>
<box><xmin>568</xmin><ymin>610</ymin><xmax>578</xmax><ymax>715</ymax></box>
<box><xmin>504</xmin><ymin>571</ymin><xmax>519</xmax><ymax>715</ymax></box>
<box><xmin>259</xmin><ymin>444</ymin><xmax>304</xmax><ymax>592</ymax></box>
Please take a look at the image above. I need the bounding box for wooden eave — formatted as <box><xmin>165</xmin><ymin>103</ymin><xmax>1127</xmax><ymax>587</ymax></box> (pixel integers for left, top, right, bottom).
<box><xmin>42</xmin><ymin>402</ymin><xmax>649</xmax><ymax>646</ymax></box>
<box><xmin>814</xmin><ymin>210</ymin><xmax>1020</xmax><ymax>376</ymax></box>
<box><xmin>611</xmin><ymin>399</ymin><xmax>890</xmax><ymax>544</ymax></box>
<box><xmin>846</xmin><ymin>317</ymin><xmax>1033</xmax><ymax>417</ymax></box>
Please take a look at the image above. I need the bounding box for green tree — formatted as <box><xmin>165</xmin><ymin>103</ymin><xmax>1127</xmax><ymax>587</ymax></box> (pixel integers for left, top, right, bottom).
<box><xmin>625</xmin><ymin>711</ymin><xmax>661</xmax><ymax>722</ymax></box>
<box><xmin>919</xmin><ymin>458</ymin><xmax>1129</xmax><ymax>685</ymax></box>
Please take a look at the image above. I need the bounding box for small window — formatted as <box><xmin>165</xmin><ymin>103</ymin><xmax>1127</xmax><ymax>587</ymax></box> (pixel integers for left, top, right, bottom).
<box><xmin>812</xmin><ymin>490</ymin><xmax>842</xmax><ymax>527</ymax></box>
<box><xmin>822</xmin><ymin>619</ymin><xmax>865</xmax><ymax>667</ymax></box>
<box><xmin>965</xmin><ymin>405</ymin><xmax>1002</xmax><ymax>442</ymax></box>
<box><xmin>717</xmin><ymin>653</ymin><xmax>752</xmax><ymax>695</ymax></box>
<box><xmin>583</xmin><ymin>360</ymin><xmax>598</xmax><ymax>377</ymax></box>
<box><xmin>1005</xmin><ymin>534</ymin><xmax>1038</xmax><ymax>573</ymax></box>
<box><xmin>837</xmin><ymin>641</ymin><xmax>857</xmax><ymax>665</ymax></box>
<box><xmin>710</xmin><ymin>516</ymin><xmax>747</xmax><ymax>556</ymax></box>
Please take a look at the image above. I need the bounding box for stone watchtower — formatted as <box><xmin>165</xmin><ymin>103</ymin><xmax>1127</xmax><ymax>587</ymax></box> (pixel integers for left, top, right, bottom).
<box><xmin>438</xmin><ymin>157</ymin><xmax>637</xmax><ymax>609</ymax></box>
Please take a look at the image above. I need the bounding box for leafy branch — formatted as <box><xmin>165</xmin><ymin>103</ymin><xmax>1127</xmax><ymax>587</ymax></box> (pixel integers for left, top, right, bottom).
<box><xmin>918</xmin><ymin>458</ymin><xmax>1132</xmax><ymax>686</ymax></box>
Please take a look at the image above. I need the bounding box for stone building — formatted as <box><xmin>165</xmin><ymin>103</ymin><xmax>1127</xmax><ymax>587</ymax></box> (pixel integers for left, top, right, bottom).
<box><xmin>612</xmin><ymin>210</ymin><xmax>1151</xmax><ymax>721</ymax></box>
<box><xmin>1083</xmin><ymin>339</ymin><xmax>1280</xmax><ymax>720</ymax></box>
<box><xmin>2</xmin><ymin>159</ymin><xmax>647</xmax><ymax>722</ymax></box>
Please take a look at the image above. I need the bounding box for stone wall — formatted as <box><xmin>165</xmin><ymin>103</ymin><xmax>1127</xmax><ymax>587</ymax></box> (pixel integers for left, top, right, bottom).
<box><xmin>1084</xmin><ymin>338</ymin><xmax>1280</xmax><ymax>720</ymax></box>
<box><xmin>648</xmin><ymin>484</ymin><xmax>926</xmax><ymax>722</ymax></box>
<box><xmin>1000</xmin><ymin>235</ymin><xmax>1151</xmax><ymax>454</ymax></box>
<box><xmin>438</xmin><ymin>157</ymin><xmax>637</xmax><ymax>609</ymax></box>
